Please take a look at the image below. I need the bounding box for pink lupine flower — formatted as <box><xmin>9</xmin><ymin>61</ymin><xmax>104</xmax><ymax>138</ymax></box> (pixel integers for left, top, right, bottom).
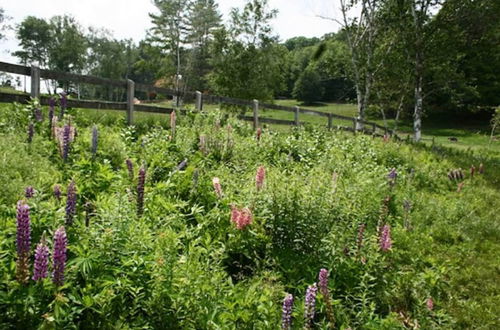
<box><xmin>426</xmin><ymin>297</ymin><xmax>434</xmax><ymax>311</ymax></box>
<box><xmin>255</xmin><ymin>166</ymin><xmax>266</xmax><ymax>191</ymax></box>
<box><xmin>379</xmin><ymin>224</ymin><xmax>392</xmax><ymax>251</ymax></box>
<box><xmin>212</xmin><ymin>177</ymin><xmax>222</xmax><ymax>199</ymax></box>
<box><xmin>230</xmin><ymin>206</ymin><xmax>252</xmax><ymax>230</ymax></box>
<box><xmin>318</xmin><ymin>268</ymin><xmax>335</xmax><ymax>325</ymax></box>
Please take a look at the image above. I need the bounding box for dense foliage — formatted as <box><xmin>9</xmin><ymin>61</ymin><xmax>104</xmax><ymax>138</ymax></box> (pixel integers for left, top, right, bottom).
<box><xmin>0</xmin><ymin>101</ymin><xmax>498</xmax><ymax>328</ymax></box>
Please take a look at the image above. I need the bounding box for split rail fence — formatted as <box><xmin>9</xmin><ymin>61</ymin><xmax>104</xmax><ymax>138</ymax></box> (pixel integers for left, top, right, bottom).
<box><xmin>0</xmin><ymin>61</ymin><xmax>392</xmax><ymax>137</ymax></box>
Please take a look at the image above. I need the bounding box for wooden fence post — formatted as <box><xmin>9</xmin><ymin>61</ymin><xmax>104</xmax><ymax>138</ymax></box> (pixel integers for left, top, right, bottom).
<box><xmin>328</xmin><ymin>114</ymin><xmax>333</xmax><ymax>130</ymax></box>
<box><xmin>195</xmin><ymin>91</ymin><xmax>203</xmax><ymax>111</ymax></box>
<box><xmin>253</xmin><ymin>99</ymin><xmax>259</xmax><ymax>130</ymax></box>
<box><xmin>294</xmin><ymin>106</ymin><xmax>299</xmax><ymax>126</ymax></box>
<box><xmin>127</xmin><ymin>79</ymin><xmax>135</xmax><ymax>125</ymax></box>
<box><xmin>30</xmin><ymin>65</ymin><xmax>40</xmax><ymax>99</ymax></box>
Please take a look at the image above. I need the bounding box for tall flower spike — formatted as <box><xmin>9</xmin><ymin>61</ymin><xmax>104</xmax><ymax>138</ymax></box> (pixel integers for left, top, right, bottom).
<box><xmin>426</xmin><ymin>297</ymin><xmax>434</xmax><ymax>311</ymax></box>
<box><xmin>52</xmin><ymin>226</ymin><xmax>67</xmax><ymax>286</ymax></box>
<box><xmin>16</xmin><ymin>201</ymin><xmax>31</xmax><ymax>284</ymax></box>
<box><xmin>65</xmin><ymin>180</ymin><xmax>77</xmax><ymax>226</ymax></box>
<box><xmin>48</xmin><ymin>97</ymin><xmax>55</xmax><ymax>127</ymax></box>
<box><xmin>212</xmin><ymin>177</ymin><xmax>222</xmax><ymax>199</ymax></box>
<box><xmin>27</xmin><ymin>122</ymin><xmax>34</xmax><ymax>143</ymax></box>
<box><xmin>304</xmin><ymin>283</ymin><xmax>318</xmax><ymax>329</ymax></box>
<box><xmin>126</xmin><ymin>159</ymin><xmax>134</xmax><ymax>180</ymax></box>
<box><xmin>388</xmin><ymin>168</ymin><xmax>397</xmax><ymax>187</ymax></box>
<box><xmin>32</xmin><ymin>237</ymin><xmax>49</xmax><ymax>281</ymax></box>
<box><xmin>379</xmin><ymin>224</ymin><xmax>392</xmax><ymax>252</ymax></box>
<box><xmin>281</xmin><ymin>293</ymin><xmax>293</xmax><ymax>330</ymax></box>
<box><xmin>255</xmin><ymin>166</ymin><xmax>266</xmax><ymax>191</ymax></box>
<box><xmin>91</xmin><ymin>125</ymin><xmax>98</xmax><ymax>157</ymax></box>
<box><xmin>137</xmin><ymin>165</ymin><xmax>146</xmax><ymax>217</ymax></box>
<box><xmin>318</xmin><ymin>268</ymin><xmax>335</xmax><ymax>326</ymax></box>
<box><xmin>62</xmin><ymin>124</ymin><xmax>71</xmax><ymax>161</ymax></box>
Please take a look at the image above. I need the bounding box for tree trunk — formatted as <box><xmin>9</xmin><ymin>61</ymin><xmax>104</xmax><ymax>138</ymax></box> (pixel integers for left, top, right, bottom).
<box><xmin>413</xmin><ymin>74</ymin><xmax>423</xmax><ymax>141</ymax></box>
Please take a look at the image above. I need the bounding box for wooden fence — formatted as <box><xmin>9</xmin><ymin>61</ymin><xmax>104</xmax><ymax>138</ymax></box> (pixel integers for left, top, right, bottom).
<box><xmin>0</xmin><ymin>61</ymin><xmax>391</xmax><ymax>136</ymax></box>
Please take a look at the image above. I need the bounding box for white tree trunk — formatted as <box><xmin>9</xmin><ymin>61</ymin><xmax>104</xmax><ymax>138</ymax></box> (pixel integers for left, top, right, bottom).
<box><xmin>413</xmin><ymin>75</ymin><xmax>423</xmax><ymax>141</ymax></box>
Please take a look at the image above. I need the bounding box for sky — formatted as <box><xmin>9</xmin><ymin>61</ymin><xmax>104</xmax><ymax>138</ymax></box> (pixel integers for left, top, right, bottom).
<box><xmin>0</xmin><ymin>0</ymin><xmax>342</xmax><ymax>64</ymax></box>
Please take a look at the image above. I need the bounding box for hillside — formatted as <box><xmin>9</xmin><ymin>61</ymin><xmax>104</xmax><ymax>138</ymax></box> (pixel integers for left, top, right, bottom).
<box><xmin>0</xmin><ymin>102</ymin><xmax>499</xmax><ymax>328</ymax></box>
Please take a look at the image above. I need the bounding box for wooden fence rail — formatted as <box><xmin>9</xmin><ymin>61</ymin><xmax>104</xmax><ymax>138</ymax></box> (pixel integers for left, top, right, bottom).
<box><xmin>0</xmin><ymin>61</ymin><xmax>393</xmax><ymax>137</ymax></box>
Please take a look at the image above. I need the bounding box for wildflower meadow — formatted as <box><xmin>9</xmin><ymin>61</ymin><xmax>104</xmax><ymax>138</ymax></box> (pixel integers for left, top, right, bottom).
<box><xmin>0</xmin><ymin>100</ymin><xmax>499</xmax><ymax>329</ymax></box>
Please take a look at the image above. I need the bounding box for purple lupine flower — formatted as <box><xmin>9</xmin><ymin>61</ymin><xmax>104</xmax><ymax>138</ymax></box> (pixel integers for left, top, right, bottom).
<box><xmin>176</xmin><ymin>159</ymin><xmax>187</xmax><ymax>171</ymax></box>
<box><xmin>137</xmin><ymin>165</ymin><xmax>146</xmax><ymax>217</ymax></box>
<box><xmin>379</xmin><ymin>224</ymin><xmax>392</xmax><ymax>252</ymax></box>
<box><xmin>304</xmin><ymin>283</ymin><xmax>318</xmax><ymax>329</ymax></box>
<box><xmin>62</xmin><ymin>124</ymin><xmax>71</xmax><ymax>161</ymax></box>
<box><xmin>25</xmin><ymin>186</ymin><xmax>35</xmax><ymax>198</ymax></box>
<box><xmin>126</xmin><ymin>159</ymin><xmax>134</xmax><ymax>180</ymax></box>
<box><xmin>65</xmin><ymin>180</ymin><xmax>77</xmax><ymax>226</ymax></box>
<box><xmin>281</xmin><ymin>293</ymin><xmax>293</xmax><ymax>330</ymax></box>
<box><xmin>16</xmin><ymin>201</ymin><xmax>31</xmax><ymax>284</ymax></box>
<box><xmin>32</xmin><ymin>237</ymin><xmax>49</xmax><ymax>281</ymax></box>
<box><xmin>388</xmin><ymin>168</ymin><xmax>397</xmax><ymax>187</ymax></box>
<box><xmin>59</xmin><ymin>92</ymin><xmax>67</xmax><ymax>118</ymax></box>
<box><xmin>53</xmin><ymin>184</ymin><xmax>62</xmax><ymax>201</ymax></box>
<box><xmin>48</xmin><ymin>98</ymin><xmax>55</xmax><ymax>132</ymax></box>
<box><xmin>91</xmin><ymin>125</ymin><xmax>98</xmax><ymax>157</ymax></box>
<box><xmin>52</xmin><ymin>226</ymin><xmax>67</xmax><ymax>286</ymax></box>
<box><xmin>27</xmin><ymin>123</ymin><xmax>34</xmax><ymax>143</ymax></box>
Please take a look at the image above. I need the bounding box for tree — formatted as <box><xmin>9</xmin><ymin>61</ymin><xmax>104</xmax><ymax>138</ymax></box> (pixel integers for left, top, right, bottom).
<box><xmin>13</xmin><ymin>16</ymin><xmax>52</xmax><ymax>67</ymax></box>
<box><xmin>292</xmin><ymin>65</ymin><xmax>324</xmax><ymax>104</ymax></box>
<box><xmin>0</xmin><ymin>7</ymin><xmax>10</xmax><ymax>41</ymax></box>
<box><xmin>185</xmin><ymin>0</ymin><xmax>222</xmax><ymax>90</ymax></box>
<box><xmin>208</xmin><ymin>0</ymin><xmax>285</xmax><ymax>101</ymax></box>
<box><xmin>149</xmin><ymin>0</ymin><xmax>191</xmax><ymax>94</ymax></box>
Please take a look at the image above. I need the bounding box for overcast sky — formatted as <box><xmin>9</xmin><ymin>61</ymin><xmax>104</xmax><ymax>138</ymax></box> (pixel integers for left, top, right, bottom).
<box><xmin>0</xmin><ymin>0</ymin><xmax>341</xmax><ymax>63</ymax></box>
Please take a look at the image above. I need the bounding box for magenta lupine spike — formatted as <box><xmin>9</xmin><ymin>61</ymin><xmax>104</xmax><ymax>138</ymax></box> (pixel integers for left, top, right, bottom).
<box><xmin>59</xmin><ymin>92</ymin><xmax>67</xmax><ymax>118</ymax></box>
<box><xmin>25</xmin><ymin>186</ymin><xmax>35</xmax><ymax>198</ymax></box>
<box><xmin>53</xmin><ymin>184</ymin><xmax>62</xmax><ymax>201</ymax></box>
<box><xmin>32</xmin><ymin>237</ymin><xmax>49</xmax><ymax>281</ymax></box>
<box><xmin>27</xmin><ymin>123</ymin><xmax>34</xmax><ymax>143</ymax></box>
<box><xmin>52</xmin><ymin>226</ymin><xmax>67</xmax><ymax>286</ymax></box>
<box><xmin>318</xmin><ymin>268</ymin><xmax>335</xmax><ymax>325</ymax></box>
<box><xmin>255</xmin><ymin>166</ymin><xmax>266</xmax><ymax>191</ymax></box>
<box><xmin>16</xmin><ymin>201</ymin><xmax>31</xmax><ymax>284</ymax></box>
<box><xmin>137</xmin><ymin>165</ymin><xmax>146</xmax><ymax>216</ymax></box>
<box><xmin>318</xmin><ymin>269</ymin><xmax>329</xmax><ymax>296</ymax></box>
<box><xmin>426</xmin><ymin>297</ymin><xmax>434</xmax><ymax>311</ymax></box>
<box><xmin>379</xmin><ymin>224</ymin><xmax>392</xmax><ymax>251</ymax></box>
<box><xmin>281</xmin><ymin>293</ymin><xmax>293</xmax><ymax>330</ymax></box>
<box><xmin>62</xmin><ymin>124</ymin><xmax>71</xmax><ymax>161</ymax></box>
<box><xmin>212</xmin><ymin>177</ymin><xmax>222</xmax><ymax>199</ymax></box>
<box><xmin>126</xmin><ymin>159</ymin><xmax>134</xmax><ymax>180</ymax></box>
<box><xmin>304</xmin><ymin>283</ymin><xmax>318</xmax><ymax>329</ymax></box>
<box><xmin>65</xmin><ymin>180</ymin><xmax>77</xmax><ymax>226</ymax></box>
<box><xmin>91</xmin><ymin>125</ymin><xmax>98</xmax><ymax>157</ymax></box>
